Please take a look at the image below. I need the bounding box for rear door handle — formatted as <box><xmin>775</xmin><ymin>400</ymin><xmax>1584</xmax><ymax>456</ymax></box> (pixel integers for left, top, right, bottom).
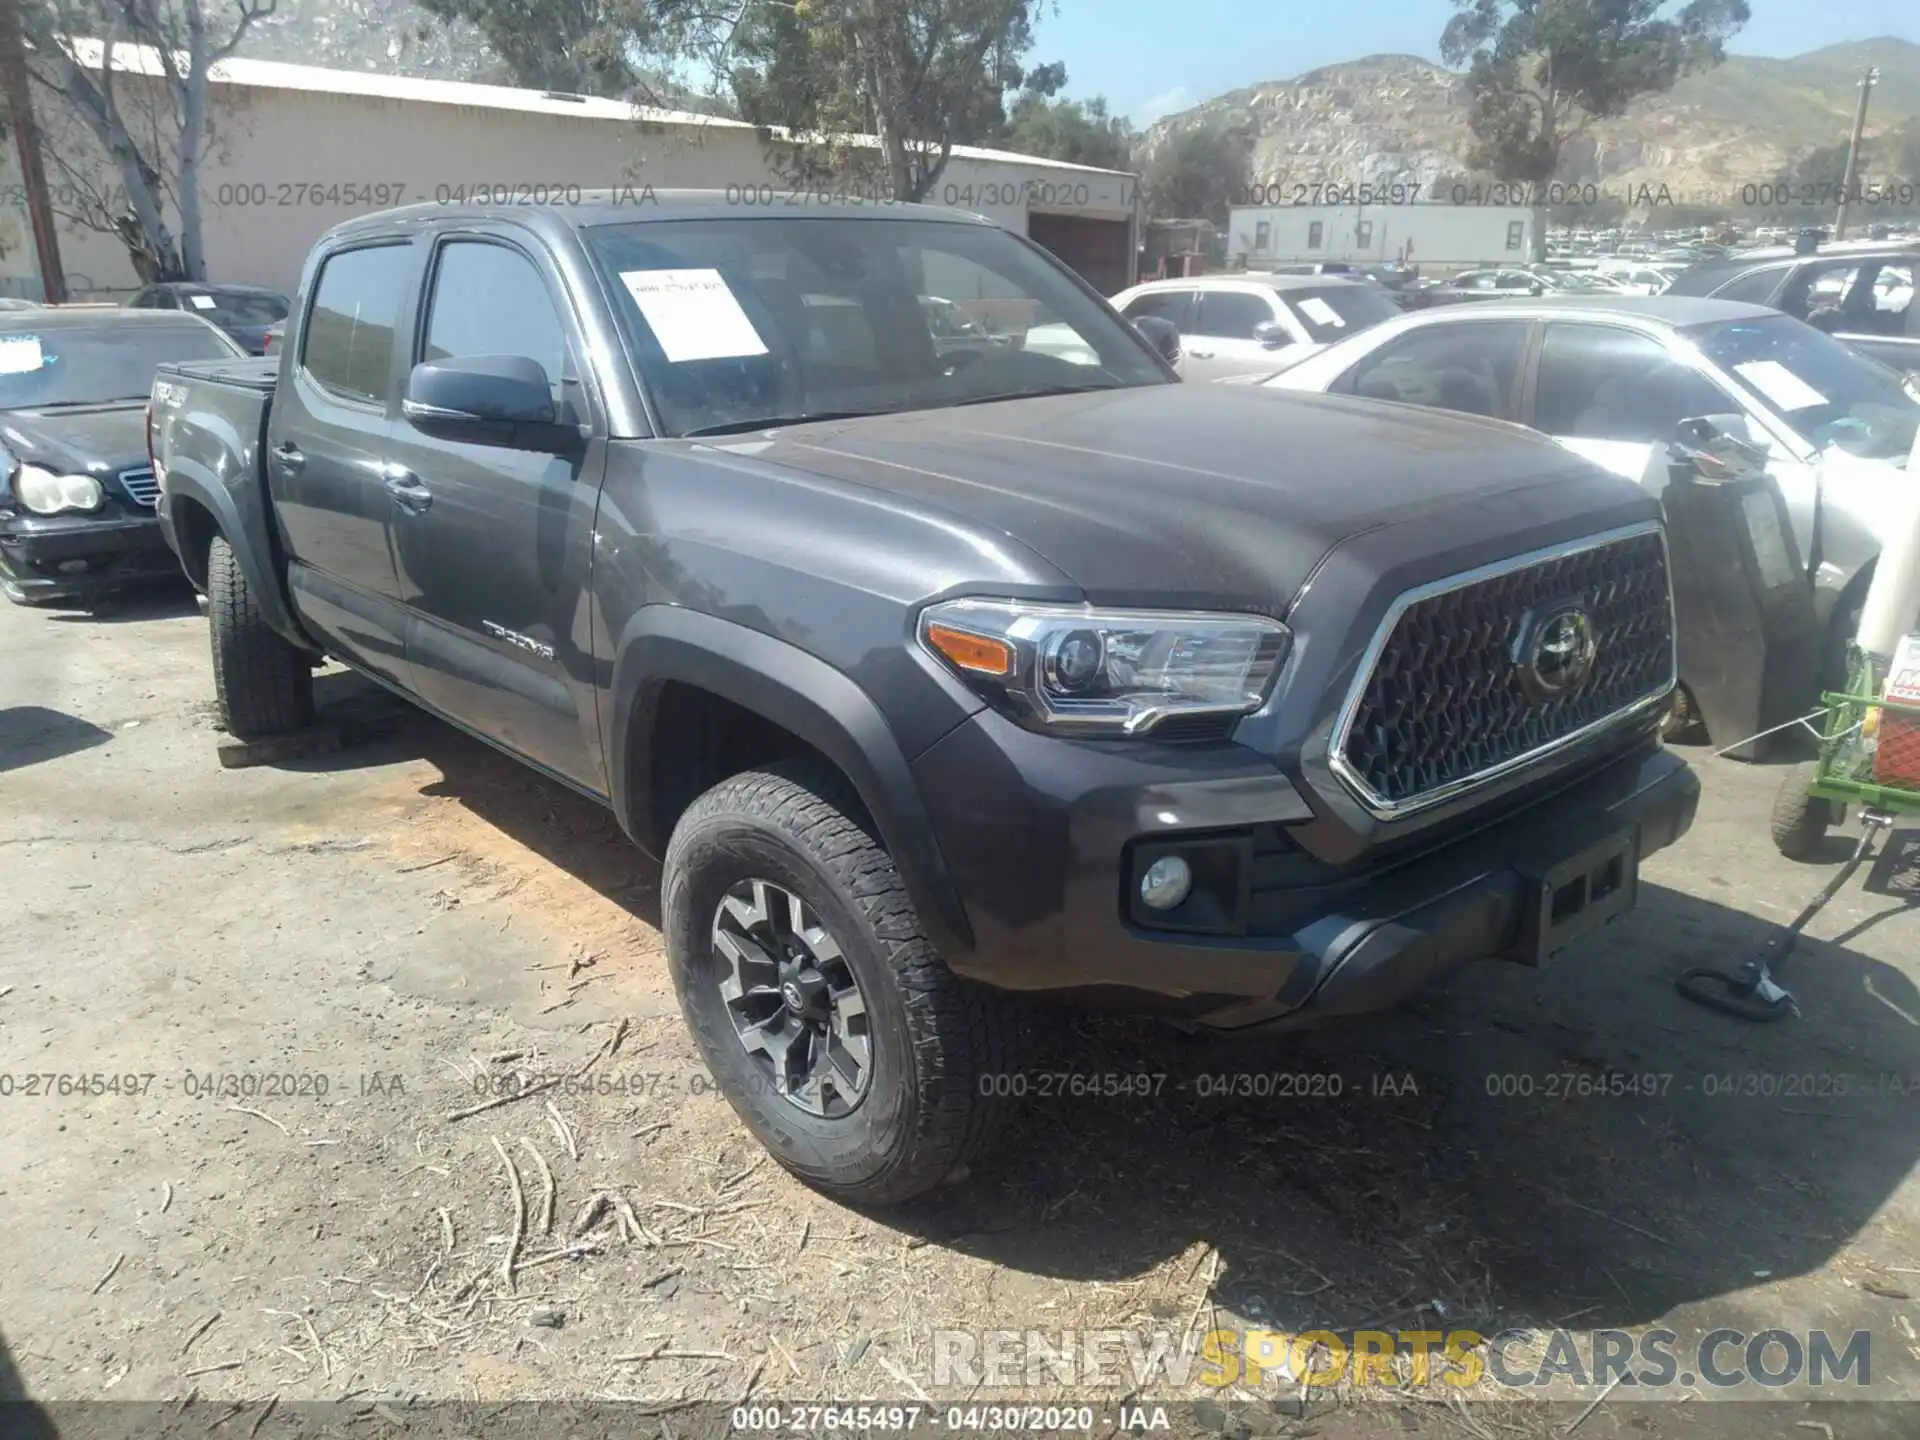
<box><xmin>272</xmin><ymin>442</ymin><xmax>304</xmax><ymax>474</ymax></box>
<box><xmin>384</xmin><ymin>471</ymin><xmax>433</xmax><ymax>512</ymax></box>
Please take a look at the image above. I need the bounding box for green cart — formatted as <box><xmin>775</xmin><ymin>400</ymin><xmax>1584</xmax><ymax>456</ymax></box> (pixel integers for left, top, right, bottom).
<box><xmin>1678</xmin><ymin>646</ymin><xmax>1920</xmax><ymax>1021</ymax></box>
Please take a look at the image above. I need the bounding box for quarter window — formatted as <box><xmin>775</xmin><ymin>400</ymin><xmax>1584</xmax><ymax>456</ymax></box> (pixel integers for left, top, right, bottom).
<box><xmin>1505</xmin><ymin>221</ymin><xmax>1526</xmax><ymax>250</ymax></box>
<box><xmin>1341</xmin><ymin>320</ymin><xmax>1528</xmax><ymax>419</ymax></box>
<box><xmin>1254</xmin><ymin>221</ymin><xmax>1272</xmax><ymax>250</ymax></box>
<box><xmin>1307</xmin><ymin>222</ymin><xmax>1324</xmax><ymax>250</ymax></box>
<box><xmin>1355</xmin><ymin>220</ymin><xmax>1373</xmax><ymax>248</ymax></box>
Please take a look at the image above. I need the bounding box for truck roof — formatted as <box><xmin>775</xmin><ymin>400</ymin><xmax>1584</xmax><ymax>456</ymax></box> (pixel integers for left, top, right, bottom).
<box><xmin>326</xmin><ymin>188</ymin><xmax>1001</xmax><ymax>242</ymax></box>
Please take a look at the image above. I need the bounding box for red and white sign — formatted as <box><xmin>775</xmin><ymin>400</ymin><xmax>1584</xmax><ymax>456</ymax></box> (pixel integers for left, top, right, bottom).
<box><xmin>1888</xmin><ymin>633</ymin><xmax>1920</xmax><ymax>705</ymax></box>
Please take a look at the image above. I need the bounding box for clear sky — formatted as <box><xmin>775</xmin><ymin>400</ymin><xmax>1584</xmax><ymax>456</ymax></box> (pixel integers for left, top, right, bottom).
<box><xmin>1033</xmin><ymin>0</ymin><xmax>1920</xmax><ymax>125</ymax></box>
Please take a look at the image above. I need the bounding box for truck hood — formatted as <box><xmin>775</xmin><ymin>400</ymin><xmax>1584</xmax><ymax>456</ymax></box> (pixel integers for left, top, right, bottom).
<box><xmin>722</xmin><ymin>383</ymin><xmax>1624</xmax><ymax>611</ymax></box>
<box><xmin>0</xmin><ymin>402</ymin><xmax>149</xmax><ymax>476</ymax></box>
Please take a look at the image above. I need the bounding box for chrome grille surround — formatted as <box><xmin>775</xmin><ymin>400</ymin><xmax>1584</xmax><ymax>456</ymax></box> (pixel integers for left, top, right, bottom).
<box><xmin>1328</xmin><ymin>521</ymin><xmax>1676</xmax><ymax>819</ymax></box>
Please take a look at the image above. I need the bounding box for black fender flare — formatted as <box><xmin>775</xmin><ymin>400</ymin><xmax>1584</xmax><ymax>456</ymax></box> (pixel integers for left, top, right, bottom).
<box><xmin>609</xmin><ymin>606</ymin><xmax>974</xmax><ymax>960</ymax></box>
<box><xmin>161</xmin><ymin>464</ymin><xmax>313</xmax><ymax>650</ymax></box>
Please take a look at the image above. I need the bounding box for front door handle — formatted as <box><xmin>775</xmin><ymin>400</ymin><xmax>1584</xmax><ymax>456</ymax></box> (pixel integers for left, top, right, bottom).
<box><xmin>272</xmin><ymin>442</ymin><xmax>304</xmax><ymax>475</ymax></box>
<box><xmin>384</xmin><ymin>472</ymin><xmax>433</xmax><ymax>512</ymax></box>
<box><xmin>1187</xmin><ymin>347</ymin><xmax>1215</xmax><ymax>359</ymax></box>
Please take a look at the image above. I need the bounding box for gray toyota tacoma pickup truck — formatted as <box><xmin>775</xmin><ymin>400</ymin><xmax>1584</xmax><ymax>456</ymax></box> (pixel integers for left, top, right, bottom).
<box><xmin>151</xmin><ymin>193</ymin><xmax>1698</xmax><ymax>1202</ymax></box>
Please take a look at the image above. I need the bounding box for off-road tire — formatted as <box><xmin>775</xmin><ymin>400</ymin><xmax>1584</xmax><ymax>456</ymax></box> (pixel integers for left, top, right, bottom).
<box><xmin>663</xmin><ymin>763</ymin><xmax>1025</xmax><ymax>1205</ymax></box>
<box><xmin>1770</xmin><ymin>762</ymin><xmax>1837</xmax><ymax>862</ymax></box>
<box><xmin>207</xmin><ymin>535</ymin><xmax>312</xmax><ymax>739</ymax></box>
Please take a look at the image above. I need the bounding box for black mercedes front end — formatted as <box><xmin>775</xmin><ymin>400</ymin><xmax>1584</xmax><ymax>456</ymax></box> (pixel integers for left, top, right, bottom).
<box><xmin>0</xmin><ymin>409</ymin><xmax>176</xmax><ymax>604</ymax></box>
<box><xmin>0</xmin><ymin>312</ymin><xmax>242</xmax><ymax>605</ymax></box>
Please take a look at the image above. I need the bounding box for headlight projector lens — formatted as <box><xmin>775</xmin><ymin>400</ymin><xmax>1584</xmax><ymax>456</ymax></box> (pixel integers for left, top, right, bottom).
<box><xmin>1139</xmin><ymin>855</ymin><xmax>1193</xmax><ymax>910</ymax></box>
<box><xmin>1047</xmin><ymin>628</ymin><xmax>1105</xmax><ymax>692</ymax></box>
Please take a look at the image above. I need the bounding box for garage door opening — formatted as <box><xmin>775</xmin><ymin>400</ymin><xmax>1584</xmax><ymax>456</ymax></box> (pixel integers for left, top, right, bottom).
<box><xmin>1025</xmin><ymin>212</ymin><xmax>1132</xmax><ymax>297</ymax></box>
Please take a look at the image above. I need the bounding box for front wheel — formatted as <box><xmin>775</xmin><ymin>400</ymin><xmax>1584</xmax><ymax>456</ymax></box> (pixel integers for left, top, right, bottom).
<box><xmin>663</xmin><ymin>764</ymin><xmax>1025</xmax><ymax>1204</ymax></box>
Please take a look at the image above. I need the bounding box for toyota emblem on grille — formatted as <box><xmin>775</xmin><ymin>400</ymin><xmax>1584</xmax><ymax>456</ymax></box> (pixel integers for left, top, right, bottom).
<box><xmin>1523</xmin><ymin>607</ymin><xmax>1598</xmax><ymax>697</ymax></box>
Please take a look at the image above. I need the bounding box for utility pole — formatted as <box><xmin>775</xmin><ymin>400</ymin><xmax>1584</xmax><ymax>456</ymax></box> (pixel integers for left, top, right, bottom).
<box><xmin>1833</xmin><ymin>64</ymin><xmax>1880</xmax><ymax>243</ymax></box>
<box><xmin>0</xmin><ymin>0</ymin><xmax>65</xmax><ymax>303</ymax></box>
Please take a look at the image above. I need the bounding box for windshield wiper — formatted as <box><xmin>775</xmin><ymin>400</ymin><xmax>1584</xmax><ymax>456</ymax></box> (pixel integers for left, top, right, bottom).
<box><xmin>680</xmin><ymin>408</ymin><xmax>898</xmax><ymax>438</ymax></box>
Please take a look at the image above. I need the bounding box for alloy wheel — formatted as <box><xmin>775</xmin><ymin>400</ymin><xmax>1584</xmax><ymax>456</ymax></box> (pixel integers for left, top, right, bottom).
<box><xmin>710</xmin><ymin>878</ymin><xmax>872</xmax><ymax>1118</ymax></box>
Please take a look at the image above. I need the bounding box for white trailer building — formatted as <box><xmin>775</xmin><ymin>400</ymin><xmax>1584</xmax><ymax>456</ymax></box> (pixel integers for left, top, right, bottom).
<box><xmin>1227</xmin><ymin>203</ymin><xmax>1537</xmax><ymax>271</ymax></box>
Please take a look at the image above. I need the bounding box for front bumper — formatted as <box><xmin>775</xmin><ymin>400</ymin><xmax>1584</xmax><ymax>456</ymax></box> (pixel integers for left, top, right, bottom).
<box><xmin>914</xmin><ymin>710</ymin><xmax>1699</xmax><ymax>1029</ymax></box>
<box><xmin>0</xmin><ymin>508</ymin><xmax>180</xmax><ymax>601</ymax></box>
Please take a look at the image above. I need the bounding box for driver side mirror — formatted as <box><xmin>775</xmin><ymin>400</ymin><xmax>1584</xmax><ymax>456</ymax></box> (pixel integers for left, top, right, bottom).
<box><xmin>402</xmin><ymin>355</ymin><xmax>579</xmax><ymax>453</ymax></box>
<box><xmin>1252</xmin><ymin>320</ymin><xmax>1292</xmax><ymax>350</ymax></box>
<box><xmin>1130</xmin><ymin>314</ymin><xmax>1183</xmax><ymax>367</ymax></box>
<box><xmin>1668</xmin><ymin>415</ymin><xmax>1770</xmax><ymax>482</ymax></box>
<box><xmin>1528</xmin><ymin>279</ymin><xmax>1547</xmax><ymax>296</ymax></box>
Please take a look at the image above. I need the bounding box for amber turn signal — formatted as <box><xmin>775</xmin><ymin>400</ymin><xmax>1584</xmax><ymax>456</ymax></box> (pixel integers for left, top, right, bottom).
<box><xmin>925</xmin><ymin>623</ymin><xmax>1015</xmax><ymax>678</ymax></box>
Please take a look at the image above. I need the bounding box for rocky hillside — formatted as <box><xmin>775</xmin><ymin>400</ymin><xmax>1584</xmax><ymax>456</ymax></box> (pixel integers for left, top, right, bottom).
<box><xmin>238</xmin><ymin>0</ymin><xmax>503</xmax><ymax>84</ymax></box>
<box><xmin>1140</xmin><ymin>37</ymin><xmax>1920</xmax><ymax>209</ymax></box>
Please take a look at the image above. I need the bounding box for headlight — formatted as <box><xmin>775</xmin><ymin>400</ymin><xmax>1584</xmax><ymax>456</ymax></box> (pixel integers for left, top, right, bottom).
<box><xmin>15</xmin><ymin>464</ymin><xmax>104</xmax><ymax>515</ymax></box>
<box><xmin>919</xmin><ymin>598</ymin><xmax>1290</xmax><ymax>736</ymax></box>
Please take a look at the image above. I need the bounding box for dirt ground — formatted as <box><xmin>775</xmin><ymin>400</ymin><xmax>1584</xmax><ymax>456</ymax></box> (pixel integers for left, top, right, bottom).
<box><xmin>4</xmin><ymin>583</ymin><xmax>1920</xmax><ymax>1440</ymax></box>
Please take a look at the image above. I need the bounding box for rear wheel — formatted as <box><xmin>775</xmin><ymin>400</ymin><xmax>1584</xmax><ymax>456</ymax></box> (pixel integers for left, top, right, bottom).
<box><xmin>663</xmin><ymin>764</ymin><xmax>1025</xmax><ymax>1204</ymax></box>
<box><xmin>207</xmin><ymin>535</ymin><xmax>312</xmax><ymax>739</ymax></box>
<box><xmin>1771</xmin><ymin>762</ymin><xmax>1839</xmax><ymax>862</ymax></box>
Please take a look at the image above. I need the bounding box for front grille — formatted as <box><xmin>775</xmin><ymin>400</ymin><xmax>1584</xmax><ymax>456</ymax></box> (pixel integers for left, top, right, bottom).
<box><xmin>1333</xmin><ymin>524</ymin><xmax>1673</xmax><ymax>815</ymax></box>
<box><xmin>118</xmin><ymin>467</ymin><xmax>159</xmax><ymax>508</ymax></box>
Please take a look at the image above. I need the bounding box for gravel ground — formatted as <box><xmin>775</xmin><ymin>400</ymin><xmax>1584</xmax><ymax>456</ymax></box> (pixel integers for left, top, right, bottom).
<box><xmin>3</xmin><ymin>582</ymin><xmax>1919</xmax><ymax>1440</ymax></box>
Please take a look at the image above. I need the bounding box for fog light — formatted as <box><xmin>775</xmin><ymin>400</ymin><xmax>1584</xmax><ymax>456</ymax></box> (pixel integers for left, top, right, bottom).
<box><xmin>1139</xmin><ymin>855</ymin><xmax>1192</xmax><ymax>910</ymax></box>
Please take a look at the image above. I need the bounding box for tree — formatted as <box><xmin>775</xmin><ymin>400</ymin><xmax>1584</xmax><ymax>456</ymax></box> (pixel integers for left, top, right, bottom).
<box><xmin>1440</xmin><ymin>0</ymin><xmax>1750</xmax><ymax>259</ymax></box>
<box><xmin>24</xmin><ymin>0</ymin><xmax>277</xmax><ymax>282</ymax></box>
<box><xmin>413</xmin><ymin>0</ymin><xmax>635</xmax><ymax>96</ymax></box>
<box><xmin>684</xmin><ymin>0</ymin><xmax>1050</xmax><ymax>202</ymax></box>
<box><xmin>1139</xmin><ymin>123</ymin><xmax>1249</xmax><ymax>226</ymax></box>
<box><xmin>1003</xmin><ymin>92</ymin><xmax>1133</xmax><ymax>171</ymax></box>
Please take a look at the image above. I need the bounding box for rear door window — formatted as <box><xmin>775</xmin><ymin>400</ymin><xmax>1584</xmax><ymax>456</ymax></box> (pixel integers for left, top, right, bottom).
<box><xmin>301</xmin><ymin>244</ymin><xmax>413</xmax><ymax>404</ymax></box>
<box><xmin>1340</xmin><ymin>320</ymin><xmax>1529</xmax><ymax>419</ymax></box>
<box><xmin>1711</xmin><ymin>268</ymin><xmax>1786</xmax><ymax>305</ymax></box>
<box><xmin>1120</xmin><ymin>289</ymin><xmax>1196</xmax><ymax>331</ymax></box>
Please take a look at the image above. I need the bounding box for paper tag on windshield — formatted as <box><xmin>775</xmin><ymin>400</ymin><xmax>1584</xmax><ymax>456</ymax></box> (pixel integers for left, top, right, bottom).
<box><xmin>1297</xmin><ymin>297</ymin><xmax>1344</xmax><ymax>328</ymax></box>
<box><xmin>1735</xmin><ymin>360</ymin><xmax>1826</xmax><ymax>412</ymax></box>
<box><xmin>188</xmin><ymin>294</ymin><xmax>217</xmax><ymax>310</ymax></box>
<box><xmin>0</xmin><ymin>336</ymin><xmax>44</xmax><ymax>375</ymax></box>
<box><xmin>619</xmin><ymin>269</ymin><xmax>768</xmax><ymax>363</ymax></box>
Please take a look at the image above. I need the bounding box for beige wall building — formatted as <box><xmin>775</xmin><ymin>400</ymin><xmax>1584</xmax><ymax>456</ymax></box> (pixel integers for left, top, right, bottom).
<box><xmin>1</xmin><ymin>48</ymin><xmax>1140</xmax><ymax>301</ymax></box>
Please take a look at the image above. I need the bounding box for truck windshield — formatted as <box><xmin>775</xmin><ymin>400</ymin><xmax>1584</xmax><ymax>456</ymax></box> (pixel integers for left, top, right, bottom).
<box><xmin>584</xmin><ymin>216</ymin><xmax>1170</xmax><ymax>437</ymax></box>
<box><xmin>1688</xmin><ymin>313</ymin><xmax>1919</xmax><ymax>462</ymax></box>
<box><xmin>0</xmin><ymin>323</ymin><xmax>237</xmax><ymax>409</ymax></box>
